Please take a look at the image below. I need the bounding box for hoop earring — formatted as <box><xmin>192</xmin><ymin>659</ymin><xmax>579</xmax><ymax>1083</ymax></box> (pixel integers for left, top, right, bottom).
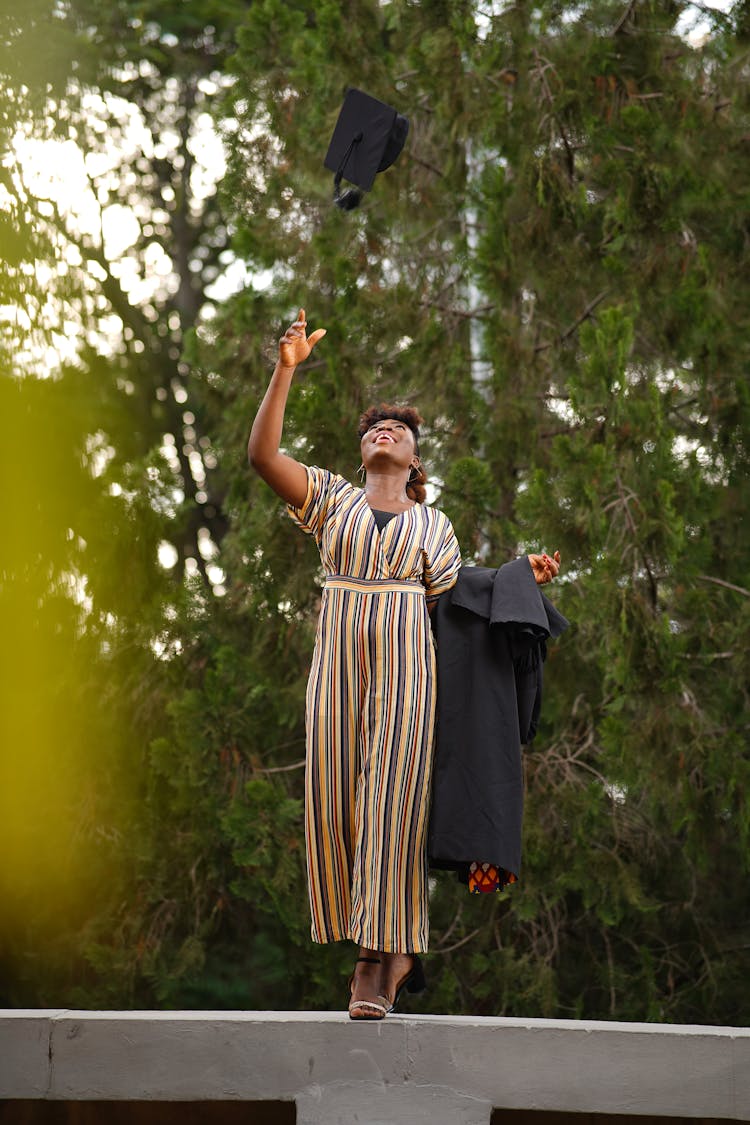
<box><xmin>407</xmin><ymin>463</ymin><xmax>421</xmax><ymax>484</ymax></box>
<box><xmin>357</xmin><ymin>463</ymin><xmax>366</xmax><ymax>482</ymax></box>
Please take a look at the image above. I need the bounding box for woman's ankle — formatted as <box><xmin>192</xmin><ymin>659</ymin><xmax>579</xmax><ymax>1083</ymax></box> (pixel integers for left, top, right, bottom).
<box><xmin>380</xmin><ymin>952</ymin><xmax>414</xmax><ymax>998</ymax></box>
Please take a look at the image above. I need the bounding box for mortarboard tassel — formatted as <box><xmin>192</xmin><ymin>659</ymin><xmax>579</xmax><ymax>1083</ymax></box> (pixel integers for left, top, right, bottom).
<box><xmin>333</xmin><ymin>131</ymin><xmax>364</xmax><ymax>211</ymax></box>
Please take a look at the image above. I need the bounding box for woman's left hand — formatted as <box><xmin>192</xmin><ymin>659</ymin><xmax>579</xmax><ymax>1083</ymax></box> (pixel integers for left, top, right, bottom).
<box><xmin>528</xmin><ymin>550</ymin><xmax>561</xmax><ymax>585</ymax></box>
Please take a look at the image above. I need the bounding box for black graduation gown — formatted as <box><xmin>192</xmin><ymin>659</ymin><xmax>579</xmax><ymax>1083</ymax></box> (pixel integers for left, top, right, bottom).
<box><xmin>428</xmin><ymin>558</ymin><xmax>569</xmax><ymax>880</ymax></box>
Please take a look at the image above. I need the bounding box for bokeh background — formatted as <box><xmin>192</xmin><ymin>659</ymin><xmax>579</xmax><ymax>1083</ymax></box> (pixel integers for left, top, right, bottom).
<box><xmin>1</xmin><ymin>0</ymin><xmax>748</xmax><ymax>1023</ymax></box>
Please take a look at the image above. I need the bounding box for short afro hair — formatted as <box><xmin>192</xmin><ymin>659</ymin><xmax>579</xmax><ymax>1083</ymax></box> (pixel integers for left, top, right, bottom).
<box><xmin>357</xmin><ymin>403</ymin><xmax>423</xmax><ymax>453</ymax></box>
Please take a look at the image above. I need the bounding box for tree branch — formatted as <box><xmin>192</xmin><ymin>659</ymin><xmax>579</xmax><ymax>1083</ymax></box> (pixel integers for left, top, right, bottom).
<box><xmin>431</xmin><ymin>926</ymin><xmax>483</xmax><ymax>956</ymax></box>
<box><xmin>419</xmin><ymin>299</ymin><xmax>495</xmax><ymax>319</ymax></box>
<box><xmin>409</xmin><ymin>153</ymin><xmax>445</xmax><ymax>178</ymax></box>
<box><xmin>256</xmin><ymin>759</ymin><xmax>306</xmax><ymax>774</ymax></box>
<box><xmin>697</xmin><ymin>575</ymin><xmax>750</xmax><ymax>598</ymax></box>
<box><xmin>534</xmin><ymin>291</ymin><xmax>608</xmax><ymax>352</ymax></box>
<box><xmin>612</xmin><ymin>0</ymin><xmax>637</xmax><ymax>35</ymax></box>
<box><xmin>532</xmin><ymin>49</ymin><xmax>575</xmax><ymax>181</ymax></box>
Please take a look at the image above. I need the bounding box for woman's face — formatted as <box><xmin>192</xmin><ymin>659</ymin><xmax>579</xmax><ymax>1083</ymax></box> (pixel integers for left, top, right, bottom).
<box><xmin>360</xmin><ymin>418</ymin><xmax>417</xmax><ymax>473</ymax></box>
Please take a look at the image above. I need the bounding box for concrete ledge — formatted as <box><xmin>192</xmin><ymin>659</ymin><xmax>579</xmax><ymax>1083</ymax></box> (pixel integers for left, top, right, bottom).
<box><xmin>1</xmin><ymin>1010</ymin><xmax>749</xmax><ymax>1124</ymax></box>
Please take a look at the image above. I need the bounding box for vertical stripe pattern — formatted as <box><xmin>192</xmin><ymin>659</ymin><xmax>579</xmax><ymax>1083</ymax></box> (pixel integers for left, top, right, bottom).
<box><xmin>288</xmin><ymin>466</ymin><xmax>461</xmax><ymax>953</ymax></box>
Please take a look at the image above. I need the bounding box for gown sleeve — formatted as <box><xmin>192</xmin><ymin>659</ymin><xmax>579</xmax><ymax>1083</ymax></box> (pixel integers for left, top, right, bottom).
<box><xmin>423</xmin><ymin>511</ymin><xmax>462</xmax><ymax>604</ymax></box>
<box><xmin>286</xmin><ymin>465</ymin><xmax>336</xmax><ymax>544</ymax></box>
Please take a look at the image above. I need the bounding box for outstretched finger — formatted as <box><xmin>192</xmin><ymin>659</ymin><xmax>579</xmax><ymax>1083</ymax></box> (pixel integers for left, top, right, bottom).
<box><xmin>307</xmin><ymin>328</ymin><xmax>327</xmax><ymax>348</ymax></box>
<box><xmin>297</xmin><ymin>307</ymin><xmax>305</xmax><ymax>324</ymax></box>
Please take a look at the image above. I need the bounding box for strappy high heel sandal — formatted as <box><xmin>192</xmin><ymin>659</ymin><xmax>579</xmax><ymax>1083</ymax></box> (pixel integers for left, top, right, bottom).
<box><xmin>348</xmin><ymin>955</ymin><xmax>388</xmax><ymax>1020</ymax></box>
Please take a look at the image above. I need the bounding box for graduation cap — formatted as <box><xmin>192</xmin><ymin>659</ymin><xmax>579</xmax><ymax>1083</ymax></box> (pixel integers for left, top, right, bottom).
<box><xmin>324</xmin><ymin>88</ymin><xmax>409</xmax><ymax>211</ymax></box>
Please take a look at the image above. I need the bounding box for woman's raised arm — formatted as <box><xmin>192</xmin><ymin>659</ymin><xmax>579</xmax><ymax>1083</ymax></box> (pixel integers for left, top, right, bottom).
<box><xmin>247</xmin><ymin>308</ymin><xmax>326</xmax><ymax>508</ymax></box>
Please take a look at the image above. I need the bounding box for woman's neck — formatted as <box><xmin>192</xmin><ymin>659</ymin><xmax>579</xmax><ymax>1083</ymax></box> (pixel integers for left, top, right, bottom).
<box><xmin>363</xmin><ymin>469</ymin><xmax>414</xmax><ymax>510</ymax></box>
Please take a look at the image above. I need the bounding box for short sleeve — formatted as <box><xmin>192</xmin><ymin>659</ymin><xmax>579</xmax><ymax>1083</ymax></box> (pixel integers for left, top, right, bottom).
<box><xmin>286</xmin><ymin>465</ymin><xmax>336</xmax><ymax>543</ymax></box>
<box><xmin>424</xmin><ymin>512</ymin><xmax>462</xmax><ymax>603</ymax></box>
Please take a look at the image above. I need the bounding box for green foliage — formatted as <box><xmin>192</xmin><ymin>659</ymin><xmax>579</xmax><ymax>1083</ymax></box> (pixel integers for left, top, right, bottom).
<box><xmin>222</xmin><ymin>780</ymin><xmax>306</xmax><ymax>938</ymax></box>
<box><xmin>3</xmin><ymin>0</ymin><xmax>749</xmax><ymax>1026</ymax></box>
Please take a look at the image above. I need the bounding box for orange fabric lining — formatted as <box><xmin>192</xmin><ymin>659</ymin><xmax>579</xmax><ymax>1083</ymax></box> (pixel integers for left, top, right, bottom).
<box><xmin>468</xmin><ymin>861</ymin><xmax>518</xmax><ymax>895</ymax></box>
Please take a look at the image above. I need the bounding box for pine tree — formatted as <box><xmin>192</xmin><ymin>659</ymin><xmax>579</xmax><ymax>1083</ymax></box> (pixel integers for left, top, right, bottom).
<box><xmin>211</xmin><ymin>0</ymin><xmax>750</xmax><ymax>1021</ymax></box>
<box><xmin>3</xmin><ymin>0</ymin><xmax>749</xmax><ymax>1021</ymax></box>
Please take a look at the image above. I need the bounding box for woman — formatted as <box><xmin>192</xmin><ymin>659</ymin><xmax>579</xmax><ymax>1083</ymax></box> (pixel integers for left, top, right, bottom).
<box><xmin>248</xmin><ymin>309</ymin><xmax>560</xmax><ymax>1019</ymax></box>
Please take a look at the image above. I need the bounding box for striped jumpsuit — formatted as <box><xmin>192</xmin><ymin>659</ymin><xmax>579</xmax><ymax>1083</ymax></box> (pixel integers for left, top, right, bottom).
<box><xmin>288</xmin><ymin>466</ymin><xmax>461</xmax><ymax>953</ymax></box>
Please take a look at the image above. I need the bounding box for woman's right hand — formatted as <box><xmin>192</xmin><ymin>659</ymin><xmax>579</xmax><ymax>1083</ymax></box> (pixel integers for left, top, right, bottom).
<box><xmin>528</xmin><ymin>550</ymin><xmax>561</xmax><ymax>584</ymax></box>
<box><xmin>279</xmin><ymin>308</ymin><xmax>326</xmax><ymax>368</ymax></box>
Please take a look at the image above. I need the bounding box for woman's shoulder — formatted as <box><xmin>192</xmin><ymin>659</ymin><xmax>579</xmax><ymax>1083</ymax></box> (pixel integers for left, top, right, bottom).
<box><xmin>302</xmin><ymin>466</ymin><xmax>365</xmax><ymax>513</ymax></box>
<box><xmin>419</xmin><ymin>503</ymin><xmax>459</xmax><ymax>545</ymax></box>
<box><xmin>305</xmin><ymin>464</ymin><xmax>357</xmax><ymax>492</ymax></box>
<box><xmin>422</xmin><ymin>502</ymin><xmax>453</xmax><ymax>526</ymax></box>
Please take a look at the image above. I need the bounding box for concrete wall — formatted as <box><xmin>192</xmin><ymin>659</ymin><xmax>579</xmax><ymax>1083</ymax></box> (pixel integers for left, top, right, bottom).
<box><xmin>1</xmin><ymin>1010</ymin><xmax>749</xmax><ymax>1125</ymax></box>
